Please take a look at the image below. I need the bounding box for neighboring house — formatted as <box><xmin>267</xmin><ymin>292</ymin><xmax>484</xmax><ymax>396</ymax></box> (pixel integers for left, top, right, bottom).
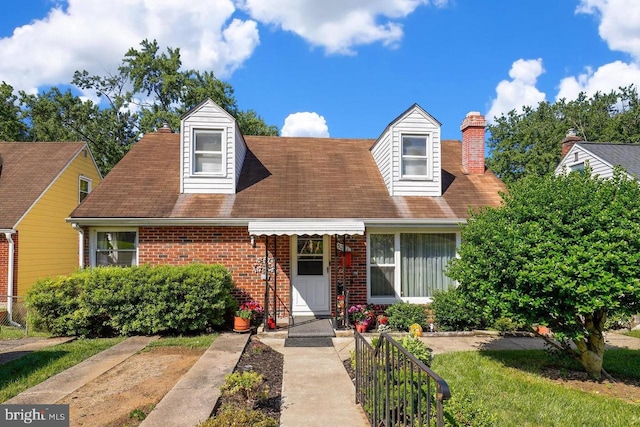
<box><xmin>0</xmin><ymin>142</ymin><xmax>102</xmax><ymax>316</ymax></box>
<box><xmin>69</xmin><ymin>99</ymin><xmax>504</xmax><ymax>322</ymax></box>
<box><xmin>556</xmin><ymin>130</ymin><xmax>640</xmax><ymax>178</ymax></box>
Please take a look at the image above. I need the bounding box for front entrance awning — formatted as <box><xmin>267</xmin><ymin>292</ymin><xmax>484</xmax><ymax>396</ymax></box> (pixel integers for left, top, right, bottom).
<box><xmin>248</xmin><ymin>220</ymin><xmax>365</xmax><ymax>236</ymax></box>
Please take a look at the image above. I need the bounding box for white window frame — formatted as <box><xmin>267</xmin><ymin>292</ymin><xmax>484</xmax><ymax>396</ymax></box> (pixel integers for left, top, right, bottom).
<box><xmin>191</xmin><ymin>128</ymin><xmax>225</xmax><ymax>176</ymax></box>
<box><xmin>78</xmin><ymin>176</ymin><xmax>92</xmax><ymax>203</ymax></box>
<box><xmin>89</xmin><ymin>227</ymin><xmax>139</xmax><ymax>268</ymax></box>
<box><xmin>367</xmin><ymin>229</ymin><xmax>460</xmax><ymax>305</ymax></box>
<box><xmin>400</xmin><ymin>134</ymin><xmax>433</xmax><ymax>180</ymax></box>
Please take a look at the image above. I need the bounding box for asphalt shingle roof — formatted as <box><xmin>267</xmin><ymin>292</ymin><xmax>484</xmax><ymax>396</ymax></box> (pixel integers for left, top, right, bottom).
<box><xmin>70</xmin><ymin>133</ymin><xmax>505</xmax><ymax>221</ymax></box>
<box><xmin>579</xmin><ymin>142</ymin><xmax>640</xmax><ymax>177</ymax></box>
<box><xmin>0</xmin><ymin>142</ymin><xmax>85</xmax><ymax>229</ymax></box>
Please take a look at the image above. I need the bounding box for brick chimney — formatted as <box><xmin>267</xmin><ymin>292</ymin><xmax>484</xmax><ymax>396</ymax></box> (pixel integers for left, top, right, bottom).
<box><xmin>561</xmin><ymin>128</ymin><xmax>581</xmax><ymax>157</ymax></box>
<box><xmin>460</xmin><ymin>111</ymin><xmax>486</xmax><ymax>174</ymax></box>
<box><xmin>158</xmin><ymin>122</ymin><xmax>172</xmax><ymax>133</ymax></box>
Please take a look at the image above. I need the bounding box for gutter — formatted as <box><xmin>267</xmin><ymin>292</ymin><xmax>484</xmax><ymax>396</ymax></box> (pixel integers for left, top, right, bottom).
<box><xmin>2</xmin><ymin>230</ymin><xmax>20</xmax><ymax>327</ymax></box>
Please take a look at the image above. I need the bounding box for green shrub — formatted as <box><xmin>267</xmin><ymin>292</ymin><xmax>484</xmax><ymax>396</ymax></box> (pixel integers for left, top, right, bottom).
<box><xmin>27</xmin><ymin>264</ymin><xmax>236</xmax><ymax>337</ymax></box>
<box><xmin>199</xmin><ymin>406</ymin><xmax>278</xmax><ymax>427</ymax></box>
<box><xmin>220</xmin><ymin>371</ymin><xmax>269</xmax><ymax>409</ymax></box>
<box><xmin>430</xmin><ymin>288</ymin><xmax>488</xmax><ymax>331</ymax></box>
<box><xmin>492</xmin><ymin>316</ymin><xmax>524</xmax><ymax>333</ymax></box>
<box><xmin>400</xmin><ymin>335</ymin><xmax>432</xmax><ymax>366</ymax></box>
<box><xmin>385</xmin><ymin>301</ymin><xmax>428</xmax><ymax>331</ymax></box>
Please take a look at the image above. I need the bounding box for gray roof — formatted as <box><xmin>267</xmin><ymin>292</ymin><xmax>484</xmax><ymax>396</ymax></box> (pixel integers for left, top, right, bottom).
<box><xmin>580</xmin><ymin>142</ymin><xmax>640</xmax><ymax>177</ymax></box>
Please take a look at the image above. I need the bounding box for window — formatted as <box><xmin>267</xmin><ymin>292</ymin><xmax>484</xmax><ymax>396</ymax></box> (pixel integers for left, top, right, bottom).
<box><xmin>401</xmin><ymin>135</ymin><xmax>429</xmax><ymax>178</ymax></box>
<box><xmin>297</xmin><ymin>237</ymin><xmax>324</xmax><ymax>275</ymax></box>
<box><xmin>369</xmin><ymin>232</ymin><xmax>457</xmax><ymax>302</ymax></box>
<box><xmin>93</xmin><ymin>230</ymin><xmax>137</xmax><ymax>267</ymax></box>
<box><xmin>193</xmin><ymin>130</ymin><xmax>223</xmax><ymax>174</ymax></box>
<box><xmin>79</xmin><ymin>176</ymin><xmax>91</xmax><ymax>203</ymax></box>
<box><xmin>570</xmin><ymin>162</ymin><xmax>585</xmax><ymax>172</ymax></box>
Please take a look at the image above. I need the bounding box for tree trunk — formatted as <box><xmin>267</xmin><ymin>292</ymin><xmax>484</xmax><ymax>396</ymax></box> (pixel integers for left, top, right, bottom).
<box><xmin>573</xmin><ymin>312</ymin><xmax>607</xmax><ymax>380</ymax></box>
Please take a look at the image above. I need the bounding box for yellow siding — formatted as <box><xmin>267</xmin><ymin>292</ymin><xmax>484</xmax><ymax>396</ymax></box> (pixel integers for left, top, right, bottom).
<box><xmin>15</xmin><ymin>147</ymin><xmax>101</xmax><ymax>295</ymax></box>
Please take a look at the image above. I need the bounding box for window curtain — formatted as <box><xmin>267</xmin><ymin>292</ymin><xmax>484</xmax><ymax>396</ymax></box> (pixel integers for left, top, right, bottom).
<box><xmin>400</xmin><ymin>234</ymin><xmax>456</xmax><ymax>297</ymax></box>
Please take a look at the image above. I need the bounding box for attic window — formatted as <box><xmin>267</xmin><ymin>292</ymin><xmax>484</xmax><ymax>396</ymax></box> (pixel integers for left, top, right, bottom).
<box><xmin>79</xmin><ymin>176</ymin><xmax>91</xmax><ymax>203</ymax></box>
<box><xmin>401</xmin><ymin>134</ymin><xmax>431</xmax><ymax>178</ymax></box>
<box><xmin>193</xmin><ymin>129</ymin><xmax>223</xmax><ymax>175</ymax></box>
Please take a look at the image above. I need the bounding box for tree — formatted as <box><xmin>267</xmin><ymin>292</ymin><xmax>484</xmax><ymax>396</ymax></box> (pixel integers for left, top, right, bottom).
<box><xmin>487</xmin><ymin>86</ymin><xmax>640</xmax><ymax>183</ymax></box>
<box><xmin>0</xmin><ymin>82</ymin><xmax>26</xmax><ymax>141</ymax></box>
<box><xmin>446</xmin><ymin>168</ymin><xmax>640</xmax><ymax>380</ymax></box>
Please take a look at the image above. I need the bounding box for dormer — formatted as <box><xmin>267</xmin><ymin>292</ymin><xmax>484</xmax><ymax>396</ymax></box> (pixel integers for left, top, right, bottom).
<box><xmin>370</xmin><ymin>104</ymin><xmax>442</xmax><ymax>197</ymax></box>
<box><xmin>180</xmin><ymin>98</ymin><xmax>247</xmax><ymax>194</ymax></box>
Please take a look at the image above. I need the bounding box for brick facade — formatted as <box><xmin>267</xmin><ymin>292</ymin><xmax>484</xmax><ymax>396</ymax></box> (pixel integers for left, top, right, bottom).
<box><xmin>460</xmin><ymin>112</ymin><xmax>487</xmax><ymax>175</ymax></box>
<box><xmin>82</xmin><ymin>226</ymin><xmax>370</xmax><ymax>319</ymax></box>
<box><xmin>0</xmin><ymin>232</ymin><xmax>18</xmax><ymax>299</ymax></box>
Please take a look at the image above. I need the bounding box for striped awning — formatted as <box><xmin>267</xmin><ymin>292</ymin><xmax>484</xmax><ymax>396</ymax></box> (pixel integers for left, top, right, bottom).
<box><xmin>248</xmin><ymin>220</ymin><xmax>365</xmax><ymax>236</ymax></box>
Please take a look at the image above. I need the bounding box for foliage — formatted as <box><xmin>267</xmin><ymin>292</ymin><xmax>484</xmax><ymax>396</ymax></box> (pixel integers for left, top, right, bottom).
<box><xmin>236</xmin><ymin>301</ymin><xmax>264</xmax><ymax>320</ymax></box>
<box><xmin>399</xmin><ymin>335</ymin><xmax>432</xmax><ymax>366</ymax></box>
<box><xmin>385</xmin><ymin>301</ymin><xmax>429</xmax><ymax>331</ymax></box>
<box><xmin>430</xmin><ymin>288</ymin><xmax>488</xmax><ymax>331</ymax></box>
<box><xmin>487</xmin><ymin>85</ymin><xmax>640</xmax><ymax>183</ymax></box>
<box><xmin>348</xmin><ymin>304</ymin><xmax>368</xmax><ymax>323</ymax></box>
<box><xmin>220</xmin><ymin>371</ymin><xmax>269</xmax><ymax>409</ymax></box>
<box><xmin>146</xmin><ymin>334</ymin><xmax>216</xmax><ymax>350</ymax></box>
<box><xmin>3</xmin><ymin>39</ymin><xmax>278</xmax><ymax>176</ymax></box>
<box><xmin>625</xmin><ymin>329</ymin><xmax>640</xmax><ymax>339</ymax></box>
<box><xmin>0</xmin><ymin>338</ymin><xmax>123</xmax><ymax>403</ymax></box>
<box><xmin>492</xmin><ymin>316</ymin><xmax>524</xmax><ymax>333</ymax></box>
<box><xmin>26</xmin><ymin>264</ymin><xmax>236</xmax><ymax>337</ymax></box>
<box><xmin>446</xmin><ymin>168</ymin><xmax>640</xmax><ymax>379</ymax></box>
<box><xmin>200</xmin><ymin>406</ymin><xmax>278</xmax><ymax>427</ymax></box>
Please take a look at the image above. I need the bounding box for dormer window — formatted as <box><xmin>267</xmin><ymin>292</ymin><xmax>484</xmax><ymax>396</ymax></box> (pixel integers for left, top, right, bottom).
<box><xmin>193</xmin><ymin>129</ymin><xmax>224</xmax><ymax>175</ymax></box>
<box><xmin>401</xmin><ymin>134</ymin><xmax>431</xmax><ymax>179</ymax></box>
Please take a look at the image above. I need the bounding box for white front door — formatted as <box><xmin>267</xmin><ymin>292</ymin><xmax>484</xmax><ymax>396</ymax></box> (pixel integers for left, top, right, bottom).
<box><xmin>291</xmin><ymin>235</ymin><xmax>330</xmax><ymax>315</ymax></box>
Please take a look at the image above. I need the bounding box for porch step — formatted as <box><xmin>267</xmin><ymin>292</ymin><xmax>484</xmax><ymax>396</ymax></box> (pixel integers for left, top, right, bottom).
<box><xmin>288</xmin><ymin>316</ymin><xmax>335</xmax><ymax>338</ymax></box>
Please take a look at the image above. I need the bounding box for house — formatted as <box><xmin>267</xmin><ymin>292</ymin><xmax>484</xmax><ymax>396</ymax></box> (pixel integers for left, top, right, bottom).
<box><xmin>0</xmin><ymin>142</ymin><xmax>102</xmax><ymax>321</ymax></box>
<box><xmin>68</xmin><ymin>99</ymin><xmax>504</xmax><ymax>324</ymax></box>
<box><xmin>555</xmin><ymin>129</ymin><xmax>640</xmax><ymax>178</ymax></box>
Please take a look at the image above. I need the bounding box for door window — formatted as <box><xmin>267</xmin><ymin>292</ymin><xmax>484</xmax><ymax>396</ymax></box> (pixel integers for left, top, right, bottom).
<box><xmin>297</xmin><ymin>237</ymin><xmax>324</xmax><ymax>275</ymax></box>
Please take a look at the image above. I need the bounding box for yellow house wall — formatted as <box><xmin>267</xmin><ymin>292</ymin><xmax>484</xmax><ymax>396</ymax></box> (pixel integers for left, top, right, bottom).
<box><xmin>15</xmin><ymin>147</ymin><xmax>101</xmax><ymax>295</ymax></box>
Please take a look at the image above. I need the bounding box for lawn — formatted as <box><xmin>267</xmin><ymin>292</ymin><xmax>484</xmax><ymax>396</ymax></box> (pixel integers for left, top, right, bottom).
<box><xmin>625</xmin><ymin>329</ymin><xmax>640</xmax><ymax>339</ymax></box>
<box><xmin>432</xmin><ymin>349</ymin><xmax>640</xmax><ymax>426</ymax></box>
<box><xmin>0</xmin><ymin>325</ymin><xmax>50</xmax><ymax>340</ymax></box>
<box><xmin>0</xmin><ymin>334</ymin><xmax>216</xmax><ymax>404</ymax></box>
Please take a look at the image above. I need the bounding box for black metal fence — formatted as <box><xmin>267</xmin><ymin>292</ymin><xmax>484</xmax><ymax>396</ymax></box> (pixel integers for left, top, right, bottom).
<box><xmin>354</xmin><ymin>331</ymin><xmax>451</xmax><ymax>427</ymax></box>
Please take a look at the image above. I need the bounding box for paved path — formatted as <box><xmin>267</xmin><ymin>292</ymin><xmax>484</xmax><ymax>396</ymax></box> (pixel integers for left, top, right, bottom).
<box><xmin>0</xmin><ymin>337</ymin><xmax>75</xmax><ymax>365</ymax></box>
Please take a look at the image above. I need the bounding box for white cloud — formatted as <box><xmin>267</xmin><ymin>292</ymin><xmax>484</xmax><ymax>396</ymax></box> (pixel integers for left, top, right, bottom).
<box><xmin>577</xmin><ymin>0</ymin><xmax>640</xmax><ymax>61</ymax></box>
<box><xmin>486</xmin><ymin>59</ymin><xmax>547</xmax><ymax>123</ymax></box>
<box><xmin>0</xmin><ymin>0</ymin><xmax>259</xmax><ymax>93</ymax></box>
<box><xmin>281</xmin><ymin>112</ymin><xmax>330</xmax><ymax>137</ymax></box>
<box><xmin>237</xmin><ymin>0</ymin><xmax>447</xmax><ymax>55</ymax></box>
<box><xmin>556</xmin><ymin>61</ymin><xmax>640</xmax><ymax>100</ymax></box>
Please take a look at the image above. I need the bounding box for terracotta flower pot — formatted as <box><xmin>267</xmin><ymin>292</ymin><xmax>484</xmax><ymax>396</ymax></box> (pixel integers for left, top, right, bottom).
<box><xmin>234</xmin><ymin>316</ymin><xmax>251</xmax><ymax>332</ymax></box>
<box><xmin>356</xmin><ymin>324</ymin><xmax>367</xmax><ymax>333</ymax></box>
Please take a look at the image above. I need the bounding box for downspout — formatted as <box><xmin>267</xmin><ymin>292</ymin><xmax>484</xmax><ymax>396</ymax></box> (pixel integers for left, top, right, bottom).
<box><xmin>71</xmin><ymin>223</ymin><xmax>85</xmax><ymax>268</ymax></box>
<box><xmin>4</xmin><ymin>231</ymin><xmax>20</xmax><ymax>327</ymax></box>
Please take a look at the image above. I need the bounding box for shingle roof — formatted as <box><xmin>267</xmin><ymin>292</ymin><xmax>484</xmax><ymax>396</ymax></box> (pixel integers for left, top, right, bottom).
<box><xmin>0</xmin><ymin>142</ymin><xmax>85</xmax><ymax>229</ymax></box>
<box><xmin>579</xmin><ymin>142</ymin><xmax>640</xmax><ymax>176</ymax></box>
<box><xmin>70</xmin><ymin>133</ymin><xmax>505</xmax><ymax>221</ymax></box>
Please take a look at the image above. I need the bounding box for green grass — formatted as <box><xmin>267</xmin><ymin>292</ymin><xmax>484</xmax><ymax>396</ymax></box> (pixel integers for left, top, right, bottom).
<box><xmin>0</xmin><ymin>326</ymin><xmax>50</xmax><ymax>340</ymax></box>
<box><xmin>146</xmin><ymin>333</ymin><xmax>217</xmax><ymax>350</ymax></box>
<box><xmin>431</xmin><ymin>349</ymin><xmax>640</xmax><ymax>426</ymax></box>
<box><xmin>624</xmin><ymin>329</ymin><xmax>640</xmax><ymax>339</ymax></box>
<box><xmin>0</xmin><ymin>337</ymin><xmax>123</xmax><ymax>403</ymax></box>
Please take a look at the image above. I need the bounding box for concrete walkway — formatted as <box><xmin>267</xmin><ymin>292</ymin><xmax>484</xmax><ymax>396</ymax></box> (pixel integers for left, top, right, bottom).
<box><xmin>0</xmin><ymin>336</ymin><xmax>76</xmax><ymax>365</ymax></box>
<box><xmin>260</xmin><ymin>336</ymin><xmax>369</xmax><ymax>427</ymax></box>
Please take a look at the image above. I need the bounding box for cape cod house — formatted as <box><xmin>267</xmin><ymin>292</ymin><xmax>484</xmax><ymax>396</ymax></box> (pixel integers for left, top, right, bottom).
<box><xmin>68</xmin><ymin>99</ymin><xmax>504</xmax><ymax>326</ymax></box>
<box><xmin>556</xmin><ymin>129</ymin><xmax>640</xmax><ymax>178</ymax></box>
<box><xmin>1</xmin><ymin>142</ymin><xmax>101</xmax><ymax>324</ymax></box>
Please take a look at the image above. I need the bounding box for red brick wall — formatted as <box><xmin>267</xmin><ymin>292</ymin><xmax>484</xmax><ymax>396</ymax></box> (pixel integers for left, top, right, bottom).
<box><xmin>0</xmin><ymin>232</ymin><xmax>18</xmax><ymax>298</ymax></box>
<box><xmin>329</xmin><ymin>235</ymin><xmax>367</xmax><ymax>314</ymax></box>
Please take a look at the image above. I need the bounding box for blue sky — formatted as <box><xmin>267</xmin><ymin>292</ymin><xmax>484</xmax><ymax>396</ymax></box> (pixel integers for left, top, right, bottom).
<box><xmin>1</xmin><ymin>1</ymin><xmax>639</xmax><ymax>140</ymax></box>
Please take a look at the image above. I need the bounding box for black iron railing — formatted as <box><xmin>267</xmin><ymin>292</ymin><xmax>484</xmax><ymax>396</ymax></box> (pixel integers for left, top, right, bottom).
<box><xmin>354</xmin><ymin>331</ymin><xmax>451</xmax><ymax>427</ymax></box>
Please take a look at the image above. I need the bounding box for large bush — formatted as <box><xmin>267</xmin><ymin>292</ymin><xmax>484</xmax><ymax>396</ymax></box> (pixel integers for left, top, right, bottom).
<box><xmin>27</xmin><ymin>264</ymin><xmax>236</xmax><ymax>337</ymax></box>
<box><xmin>385</xmin><ymin>301</ymin><xmax>429</xmax><ymax>331</ymax></box>
<box><xmin>430</xmin><ymin>288</ymin><xmax>488</xmax><ymax>331</ymax></box>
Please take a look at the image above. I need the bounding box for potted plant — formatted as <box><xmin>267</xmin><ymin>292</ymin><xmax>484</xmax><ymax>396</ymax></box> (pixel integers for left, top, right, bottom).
<box><xmin>349</xmin><ymin>304</ymin><xmax>368</xmax><ymax>333</ymax></box>
<box><xmin>234</xmin><ymin>301</ymin><xmax>263</xmax><ymax>332</ymax></box>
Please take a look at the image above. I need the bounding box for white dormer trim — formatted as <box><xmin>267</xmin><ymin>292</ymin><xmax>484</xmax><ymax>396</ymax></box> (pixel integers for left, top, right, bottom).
<box><xmin>180</xmin><ymin>98</ymin><xmax>246</xmax><ymax>194</ymax></box>
<box><xmin>371</xmin><ymin>104</ymin><xmax>441</xmax><ymax>197</ymax></box>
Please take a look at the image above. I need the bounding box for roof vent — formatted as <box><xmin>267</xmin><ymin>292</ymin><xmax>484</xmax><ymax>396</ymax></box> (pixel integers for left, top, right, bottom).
<box><xmin>158</xmin><ymin>122</ymin><xmax>172</xmax><ymax>133</ymax></box>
